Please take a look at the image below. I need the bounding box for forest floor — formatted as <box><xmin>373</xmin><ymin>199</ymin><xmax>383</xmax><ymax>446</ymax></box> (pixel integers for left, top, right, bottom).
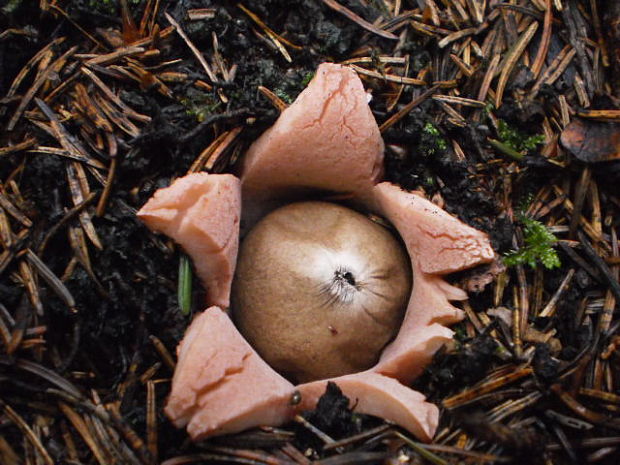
<box><xmin>1</xmin><ymin>1</ymin><xmax>620</xmax><ymax>464</ymax></box>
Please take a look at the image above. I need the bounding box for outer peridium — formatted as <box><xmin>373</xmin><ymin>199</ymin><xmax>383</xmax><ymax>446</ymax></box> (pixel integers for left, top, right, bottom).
<box><xmin>137</xmin><ymin>63</ymin><xmax>495</xmax><ymax>442</ymax></box>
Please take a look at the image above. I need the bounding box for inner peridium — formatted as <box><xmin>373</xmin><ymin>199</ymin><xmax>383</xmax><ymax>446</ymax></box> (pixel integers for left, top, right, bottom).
<box><xmin>231</xmin><ymin>201</ymin><xmax>412</xmax><ymax>384</ymax></box>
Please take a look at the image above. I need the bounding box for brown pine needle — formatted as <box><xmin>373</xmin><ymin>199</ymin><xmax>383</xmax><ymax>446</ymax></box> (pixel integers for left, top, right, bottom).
<box><xmin>350</xmin><ymin>64</ymin><xmax>426</xmax><ymax>85</ymax></box>
<box><xmin>321</xmin><ymin>0</ymin><xmax>398</xmax><ymax>40</ymax></box>
<box><xmin>258</xmin><ymin>86</ymin><xmax>288</xmax><ymax>111</ymax></box>
<box><xmin>59</xmin><ymin>402</ymin><xmax>108</xmax><ymax>465</ymax></box>
<box><xmin>0</xmin><ymin>399</ymin><xmax>54</xmax><ymax>465</ymax></box>
<box><xmin>164</xmin><ymin>12</ymin><xmax>218</xmax><ymax>83</ymax></box>
<box><xmin>443</xmin><ymin>367</ymin><xmax>533</xmax><ymax>409</ymax></box>
<box><xmin>380</xmin><ymin>84</ymin><xmax>440</xmax><ymax>132</ymax></box>
<box><xmin>531</xmin><ymin>0</ymin><xmax>553</xmax><ymax>78</ymax></box>
<box><xmin>495</xmin><ymin>21</ymin><xmax>538</xmax><ymax>108</ymax></box>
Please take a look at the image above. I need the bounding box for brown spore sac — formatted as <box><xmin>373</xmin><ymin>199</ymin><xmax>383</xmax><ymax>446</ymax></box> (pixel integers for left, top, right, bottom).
<box><xmin>231</xmin><ymin>201</ymin><xmax>412</xmax><ymax>383</ymax></box>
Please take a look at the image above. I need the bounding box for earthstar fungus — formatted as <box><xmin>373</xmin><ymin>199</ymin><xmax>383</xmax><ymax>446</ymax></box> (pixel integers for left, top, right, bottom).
<box><xmin>137</xmin><ymin>63</ymin><xmax>495</xmax><ymax>442</ymax></box>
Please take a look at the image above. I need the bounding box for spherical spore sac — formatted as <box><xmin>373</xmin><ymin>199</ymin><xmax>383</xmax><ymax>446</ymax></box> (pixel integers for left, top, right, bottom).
<box><xmin>232</xmin><ymin>201</ymin><xmax>412</xmax><ymax>383</ymax></box>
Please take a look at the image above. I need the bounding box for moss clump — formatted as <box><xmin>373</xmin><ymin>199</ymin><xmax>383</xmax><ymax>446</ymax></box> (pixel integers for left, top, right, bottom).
<box><xmin>504</xmin><ymin>215</ymin><xmax>560</xmax><ymax>269</ymax></box>
<box><xmin>498</xmin><ymin>120</ymin><xmax>545</xmax><ymax>153</ymax></box>
<box><xmin>180</xmin><ymin>90</ymin><xmax>221</xmax><ymax>122</ymax></box>
<box><xmin>420</xmin><ymin>122</ymin><xmax>448</xmax><ymax>156</ymax></box>
<box><xmin>274</xmin><ymin>88</ymin><xmax>293</xmax><ymax>104</ymax></box>
<box><xmin>301</xmin><ymin>72</ymin><xmax>315</xmax><ymax>87</ymax></box>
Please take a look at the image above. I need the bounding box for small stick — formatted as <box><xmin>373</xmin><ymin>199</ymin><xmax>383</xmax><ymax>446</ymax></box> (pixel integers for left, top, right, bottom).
<box><xmin>293</xmin><ymin>414</ymin><xmax>337</xmax><ymax>446</ymax></box>
<box><xmin>85</xmin><ymin>46</ymin><xmax>145</xmax><ymax>66</ymax></box>
<box><xmin>187</xmin><ymin>131</ymin><xmax>230</xmax><ymax>174</ymax></box>
<box><xmin>81</xmin><ymin>67</ymin><xmax>151</xmax><ymax>123</ymax></box>
<box><xmin>66</xmin><ymin>162</ymin><xmax>103</xmax><ymax>250</ymax></box>
<box><xmin>438</xmin><ymin>27</ymin><xmax>480</xmax><ymax>49</ymax></box>
<box><xmin>512</xmin><ymin>286</ymin><xmax>523</xmax><ymax>358</ymax></box>
<box><xmin>477</xmin><ymin>53</ymin><xmax>501</xmax><ymax>102</ymax></box>
<box><xmin>577</xmin><ymin>109</ymin><xmax>620</xmax><ymax>121</ymax></box>
<box><xmin>165</xmin><ymin>12</ymin><xmax>218</xmax><ymax>83</ymax></box>
<box><xmin>551</xmin><ymin>384</ymin><xmax>620</xmax><ymax>429</ymax></box>
<box><xmin>0</xmin><ymin>191</ymin><xmax>32</xmax><ymax>227</ymax></box>
<box><xmin>323</xmin><ymin>424</ymin><xmax>391</xmax><ymax>450</ymax></box>
<box><xmin>19</xmin><ymin>260</ymin><xmax>43</xmax><ymax>316</ymax></box>
<box><xmin>205</xmin><ymin>127</ymin><xmax>242</xmax><ymax>172</ymax></box>
<box><xmin>487</xmin><ymin>392</ymin><xmax>543</xmax><ymax>423</ymax></box>
<box><xmin>178</xmin><ymin>108</ymin><xmax>250</xmax><ymax>145</ymax></box>
<box><xmin>432</xmin><ymin>95</ymin><xmax>486</xmax><ymax>107</ymax></box>
<box><xmin>0</xmin><ymin>137</ymin><xmax>37</xmax><ymax>156</ymax></box>
<box><xmin>380</xmin><ymin>84</ymin><xmax>439</xmax><ymax>132</ymax></box>
<box><xmin>59</xmin><ymin>402</ymin><xmax>108</xmax><ymax>465</ymax></box>
<box><xmin>530</xmin><ymin>46</ymin><xmax>576</xmax><ymax>98</ymax></box>
<box><xmin>321</xmin><ymin>0</ymin><xmax>398</xmax><ymax>40</ymax></box>
<box><xmin>237</xmin><ymin>4</ymin><xmax>294</xmax><ymax>62</ymax></box>
<box><xmin>597</xmin><ymin>234</ymin><xmax>617</xmax><ymax>336</ymax></box>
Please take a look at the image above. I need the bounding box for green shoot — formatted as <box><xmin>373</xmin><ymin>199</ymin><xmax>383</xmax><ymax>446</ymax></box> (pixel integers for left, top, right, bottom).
<box><xmin>504</xmin><ymin>216</ymin><xmax>561</xmax><ymax>269</ymax></box>
<box><xmin>487</xmin><ymin>138</ymin><xmax>524</xmax><ymax>161</ymax></box>
<box><xmin>178</xmin><ymin>254</ymin><xmax>193</xmax><ymax>316</ymax></box>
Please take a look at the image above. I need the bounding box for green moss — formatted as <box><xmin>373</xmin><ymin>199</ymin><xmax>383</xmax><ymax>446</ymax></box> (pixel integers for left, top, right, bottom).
<box><xmin>423</xmin><ymin>122</ymin><xmax>440</xmax><ymax>136</ymax></box>
<box><xmin>300</xmin><ymin>72</ymin><xmax>315</xmax><ymax>87</ymax></box>
<box><xmin>419</xmin><ymin>122</ymin><xmax>448</xmax><ymax>156</ymax></box>
<box><xmin>274</xmin><ymin>88</ymin><xmax>293</xmax><ymax>104</ymax></box>
<box><xmin>497</xmin><ymin>120</ymin><xmax>544</xmax><ymax>154</ymax></box>
<box><xmin>180</xmin><ymin>92</ymin><xmax>221</xmax><ymax>122</ymax></box>
<box><xmin>504</xmin><ymin>215</ymin><xmax>561</xmax><ymax>269</ymax></box>
<box><xmin>517</xmin><ymin>192</ymin><xmax>535</xmax><ymax>213</ymax></box>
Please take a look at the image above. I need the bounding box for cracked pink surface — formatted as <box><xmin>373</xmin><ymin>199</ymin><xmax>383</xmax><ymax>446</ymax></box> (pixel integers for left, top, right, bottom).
<box><xmin>373</xmin><ymin>183</ymin><xmax>495</xmax><ymax>276</ymax></box>
<box><xmin>165</xmin><ymin>307</ymin><xmax>295</xmax><ymax>439</ymax></box>
<box><xmin>372</xmin><ymin>183</ymin><xmax>495</xmax><ymax>382</ymax></box>
<box><xmin>240</xmin><ymin>63</ymin><xmax>384</xmax><ymax>226</ymax></box>
<box><xmin>138</xmin><ymin>63</ymin><xmax>496</xmax><ymax>442</ymax></box>
<box><xmin>137</xmin><ymin>173</ymin><xmax>241</xmax><ymax>308</ymax></box>
<box><xmin>296</xmin><ymin>372</ymin><xmax>438</xmax><ymax>442</ymax></box>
